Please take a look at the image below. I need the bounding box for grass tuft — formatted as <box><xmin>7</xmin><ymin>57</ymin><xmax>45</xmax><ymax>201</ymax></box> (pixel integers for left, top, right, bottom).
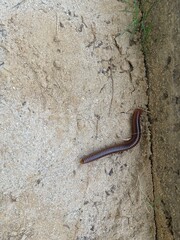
<box><xmin>120</xmin><ymin>0</ymin><xmax>158</xmax><ymax>51</ymax></box>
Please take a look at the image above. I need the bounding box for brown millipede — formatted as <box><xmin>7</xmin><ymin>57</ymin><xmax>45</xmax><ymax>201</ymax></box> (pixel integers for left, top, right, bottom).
<box><xmin>81</xmin><ymin>109</ymin><xmax>143</xmax><ymax>164</ymax></box>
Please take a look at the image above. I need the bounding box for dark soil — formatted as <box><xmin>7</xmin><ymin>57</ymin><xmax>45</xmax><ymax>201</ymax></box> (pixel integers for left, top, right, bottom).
<box><xmin>141</xmin><ymin>0</ymin><xmax>180</xmax><ymax>239</ymax></box>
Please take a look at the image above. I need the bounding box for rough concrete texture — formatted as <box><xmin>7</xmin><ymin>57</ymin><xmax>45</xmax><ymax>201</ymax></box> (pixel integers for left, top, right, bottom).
<box><xmin>142</xmin><ymin>0</ymin><xmax>180</xmax><ymax>239</ymax></box>
<box><xmin>0</xmin><ymin>1</ymin><xmax>154</xmax><ymax>240</ymax></box>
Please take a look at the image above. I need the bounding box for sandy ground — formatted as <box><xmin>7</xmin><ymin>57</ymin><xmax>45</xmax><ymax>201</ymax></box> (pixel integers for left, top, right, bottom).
<box><xmin>0</xmin><ymin>1</ymin><xmax>154</xmax><ymax>240</ymax></box>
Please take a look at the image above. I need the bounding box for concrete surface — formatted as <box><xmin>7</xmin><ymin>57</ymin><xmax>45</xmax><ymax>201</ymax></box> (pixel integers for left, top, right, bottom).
<box><xmin>0</xmin><ymin>1</ymin><xmax>154</xmax><ymax>240</ymax></box>
<box><xmin>142</xmin><ymin>0</ymin><xmax>180</xmax><ymax>239</ymax></box>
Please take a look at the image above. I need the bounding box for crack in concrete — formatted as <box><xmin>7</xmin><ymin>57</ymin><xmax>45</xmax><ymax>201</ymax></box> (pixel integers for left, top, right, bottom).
<box><xmin>107</xmin><ymin>59</ymin><xmax>115</xmax><ymax>116</ymax></box>
<box><xmin>113</xmin><ymin>36</ymin><xmax>122</xmax><ymax>55</ymax></box>
<box><xmin>12</xmin><ymin>0</ymin><xmax>26</xmax><ymax>9</ymax></box>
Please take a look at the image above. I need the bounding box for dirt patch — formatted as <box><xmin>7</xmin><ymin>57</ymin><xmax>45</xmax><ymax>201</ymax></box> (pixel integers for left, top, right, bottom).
<box><xmin>141</xmin><ymin>0</ymin><xmax>180</xmax><ymax>239</ymax></box>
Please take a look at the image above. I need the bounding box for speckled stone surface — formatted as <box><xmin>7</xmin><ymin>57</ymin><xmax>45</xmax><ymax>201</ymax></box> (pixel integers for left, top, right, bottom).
<box><xmin>0</xmin><ymin>1</ymin><xmax>154</xmax><ymax>239</ymax></box>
